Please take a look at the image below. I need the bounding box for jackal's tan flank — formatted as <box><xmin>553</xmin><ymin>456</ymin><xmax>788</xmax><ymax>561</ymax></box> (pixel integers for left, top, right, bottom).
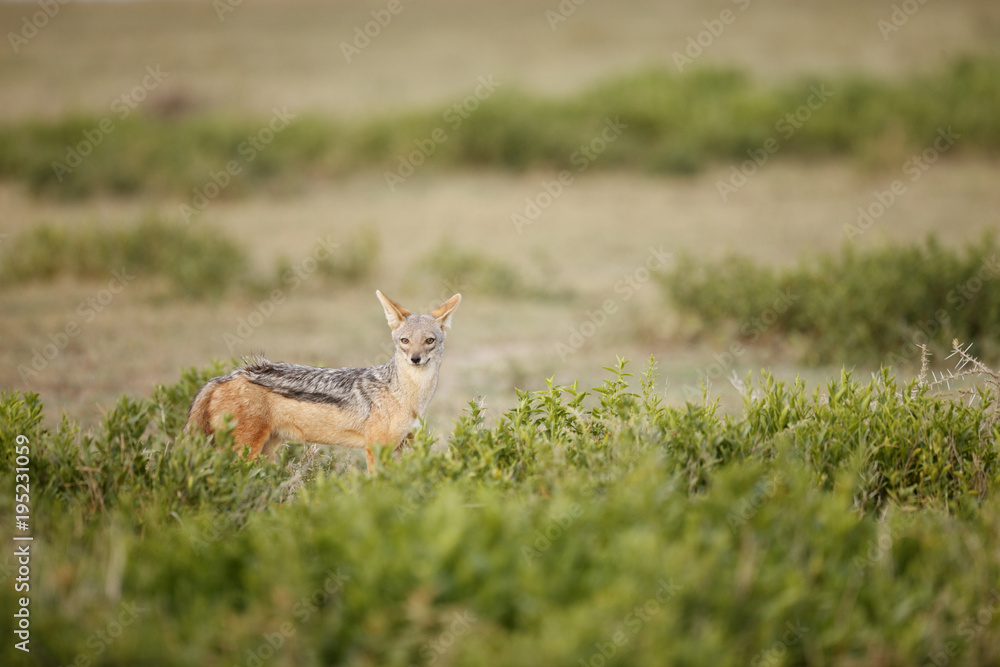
<box><xmin>185</xmin><ymin>291</ymin><xmax>461</xmax><ymax>474</ymax></box>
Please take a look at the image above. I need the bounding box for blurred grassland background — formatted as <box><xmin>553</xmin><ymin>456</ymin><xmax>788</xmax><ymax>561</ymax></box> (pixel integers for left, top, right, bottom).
<box><xmin>1</xmin><ymin>0</ymin><xmax>999</xmax><ymax>427</ymax></box>
<box><xmin>4</xmin><ymin>1</ymin><xmax>1000</xmax><ymax>665</ymax></box>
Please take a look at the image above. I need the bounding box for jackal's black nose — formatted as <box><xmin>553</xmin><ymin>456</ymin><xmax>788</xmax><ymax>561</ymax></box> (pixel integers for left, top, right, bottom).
<box><xmin>410</xmin><ymin>354</ymin><xmax>421</xmax><ymax>364</ymax></box>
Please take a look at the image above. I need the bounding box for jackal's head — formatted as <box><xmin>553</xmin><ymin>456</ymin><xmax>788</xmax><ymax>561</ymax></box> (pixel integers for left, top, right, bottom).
<box><xmin>376</xmin><ymin>290</ymin><xmax>461</xmax><ymax>367</ymax></box>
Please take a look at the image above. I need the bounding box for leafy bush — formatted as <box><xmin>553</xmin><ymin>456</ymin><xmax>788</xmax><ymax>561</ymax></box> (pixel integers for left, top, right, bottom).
<box><xmin>0</xmin><ymin>218</ymin><xmax>384</xmax><ymax>299</ymax></box>
<box><xmin>662</xmin><ymin>234</ymin><xmax>1000</xmax><ymax>364</ymax></box>
<box><xmin>415</xmin><ymin>241</ymin><xmax>571</xmax><ymax>300</ymax></box>
<box><xmin>415</xmin><ymin>241</ymin><xmax>526</xmax><ymax>298</ymax></box>
<box><xmin>0</xmin><ymin>217</ymin><xmax>256</xmax><ymax>299</ymax></box>
<box><xmin>314</xmin><ymin>227</ymin><xmax>381</xmax><ymax>285</ymax></box>
<box><xmin>0</xmin><ymin>364</ymin><xmax>298</xmax><ymax>529</ymax></box>
<box><xmin>1</xmin><ymin>355</ymin><xmax>1000</xmax><ymax>664</ymax></box>
<box><xmin>2</xmin><ymin>57</ymin><xmax>999</xmax><ymax>198</ymax></box>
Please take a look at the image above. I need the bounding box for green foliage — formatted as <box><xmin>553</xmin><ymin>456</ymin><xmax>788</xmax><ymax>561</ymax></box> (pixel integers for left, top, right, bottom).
<box><xmin>415</xmin><ymin>241</ymin><xmax>570</xmax><ymax>300</ymax></box>
<box><xmin>0</xmin><ymin>364</ymin><xmax>297</xmax><ymax>529</ymax></box>
<box><xmin>2</xmin><ymin>358</ymin><xmax>1000</xmax><ymax>664</ymax></box>
<box><xmin>314</xmin><ymin>227</ymin><xmax>381</xmax><ymax>285</ymax></box>
<box><xmin>416</xmin><ymin>241</ymin><xmax>525</xmax><ymax>298</ymax></box>
<box><xmin>3</xmin><ymin>57</ymin><xmax>999</xmax><ymax>198</ymax></box>
<box><xmin>0</xmin><ymin>217</ymin><xmax>255</xmax><ymax>299</ymax></box>
<box><xmin>0</xmin><ymin>218</ymin><xmax>384</xmax><ymax>300</ymax></box>
<box><xmin>0</xmin><ymin>112</ymin><xmax>339</xmax><ymax>200</ymax></box>
<box><xmin>662</xmin><ymin>234</ymin><xmax>1000</xmax><ymax>364</ymax></box>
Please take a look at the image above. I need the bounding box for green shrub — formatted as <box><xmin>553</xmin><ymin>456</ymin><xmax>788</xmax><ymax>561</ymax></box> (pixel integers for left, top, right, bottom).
<box><xmin>662</xmin><ymin>234</ymin><xmax>1000</xmax><ymax>364</ymax></box>
<box><xmin>414</xmin><ymin>241</ymin><xmax>570</xmax><ymax>300</ymax></box>
<box><xmin>0</xmin><ymin>217</ymin><xmax>256</xmax><ymax>299</ymax></box>
<box><xmin>2</xmin><ymin>357</ymin><xmax>999</xmax><ymax>665</ymax></box>
<box><xmin>314</xmin><ymin>227</ymin><xmax>381</xmax><ymax>285</ymax></box>
<box><xmin>0</xmin><ymin>364</ymin><xmax>299</xmax><ymax>528</ymax></box>
<box><xmin>1</xmin><ymin>218</ymin><xmax>385</xmax><ymax>300</ymax></box>
<box><xmin>416</xmin><ymin>241</ymin><xmax>525</xmax><ymax>298</ymax></box>
<box><xmin>3</xmin><ymin>56</ymin><xmax>1000</xmax><ymax>198</ymax></box>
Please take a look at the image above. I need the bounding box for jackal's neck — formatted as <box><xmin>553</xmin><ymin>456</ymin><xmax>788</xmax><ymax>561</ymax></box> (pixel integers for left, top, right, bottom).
<box><xmin>386</xmin><ymin>354</ymin><xmax>442</xmax><ymax>413</ymax></box>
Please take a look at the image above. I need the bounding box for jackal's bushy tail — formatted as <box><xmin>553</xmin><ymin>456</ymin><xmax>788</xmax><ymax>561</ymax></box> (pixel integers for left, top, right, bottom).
<box><xmin>185</xmin><ymin>378</ymin><xmax>222</xmax><ymax>435</ymax></box>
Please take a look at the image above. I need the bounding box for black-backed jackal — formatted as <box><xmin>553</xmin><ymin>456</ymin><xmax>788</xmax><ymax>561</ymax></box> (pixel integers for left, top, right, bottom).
<box><xmin>185</xmin><ymin>291</ymin><xmax>461</xmax><ymax>474</ymax></box>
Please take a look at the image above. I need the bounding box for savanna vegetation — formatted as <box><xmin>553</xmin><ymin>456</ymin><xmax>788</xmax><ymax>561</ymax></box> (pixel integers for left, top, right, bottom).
<box><xmin>0</xmin><ymin>219</ymin><xmax>380</xmax><ymax>299</ymax></box>
<box><xmin>2</xmin><ymin>352</ymin><xmax>1000</xmax><ymax>665</ymax></box>
<box><xmin>1</xmin><ymin>56</ymin><xmax>998</xmax><ymax>199</ymax></box>
<box><xmin>662</xmin><ymin>233</ymin><xmax>1000</xmax><ymax>365</ymax></box>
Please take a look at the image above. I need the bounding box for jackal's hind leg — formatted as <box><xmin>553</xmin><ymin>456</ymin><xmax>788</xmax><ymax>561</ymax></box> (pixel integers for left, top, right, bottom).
<box><xmin>232</xmin><ymin>418</ymin><xmax>274</xmax><ymax>459</ymax></box>
<box><xmin>259</xmin><ymin>434</ymin><xmax>283</xmax><ymax>460</ymax></box>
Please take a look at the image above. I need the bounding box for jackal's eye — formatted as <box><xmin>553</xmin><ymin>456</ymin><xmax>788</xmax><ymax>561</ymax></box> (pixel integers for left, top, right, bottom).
<box><xmin>400</xmin><ymin>337</ymin><xmax>409</xmax><ymax>344</ymax></box>
<box><xmin>425</xmin><ymin>337</ymin><xmax>435</xmax><ymax>345</ymax></box>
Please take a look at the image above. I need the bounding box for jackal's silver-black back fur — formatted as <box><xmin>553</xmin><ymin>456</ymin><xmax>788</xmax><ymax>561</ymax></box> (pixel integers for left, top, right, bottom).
<box><xmin>237</xmin><ymin>354</ymin><xmax>395</xmax><ymax>411</ymax></box>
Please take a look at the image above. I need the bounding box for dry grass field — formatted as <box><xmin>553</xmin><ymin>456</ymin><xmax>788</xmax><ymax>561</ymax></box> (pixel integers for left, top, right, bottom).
<box><xmin>3</xmin><ymin>0</ymin><xmax>1000</xmax><ymax>120</ymax></box>
<box><xmin>2</xmin><ymin>0</ymin><xmax>999</xmax><ymax>433</ymax></box>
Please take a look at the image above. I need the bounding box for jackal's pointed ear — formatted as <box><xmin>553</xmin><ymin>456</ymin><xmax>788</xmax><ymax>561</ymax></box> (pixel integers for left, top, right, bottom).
<box><xmin>431</xmin><ymin>293</ymin><xmax>461</xmax><ymax>330</ymax></box>
<box><xmin>376</xmin><ymin>290</ymin><xmax>410</xmax><ymax>330</ymax></box>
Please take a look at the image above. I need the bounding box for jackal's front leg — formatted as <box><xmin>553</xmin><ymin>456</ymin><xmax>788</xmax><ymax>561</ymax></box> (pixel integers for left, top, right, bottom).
<box><xmin>364</xmin><ymin>432</ymin><xmax>415</xmax><ymax>474</ymax></box>
<box><xmin>393</xmin><ymin>431</ymin><xmax>415</xmax><ymax>456</ymax></box>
